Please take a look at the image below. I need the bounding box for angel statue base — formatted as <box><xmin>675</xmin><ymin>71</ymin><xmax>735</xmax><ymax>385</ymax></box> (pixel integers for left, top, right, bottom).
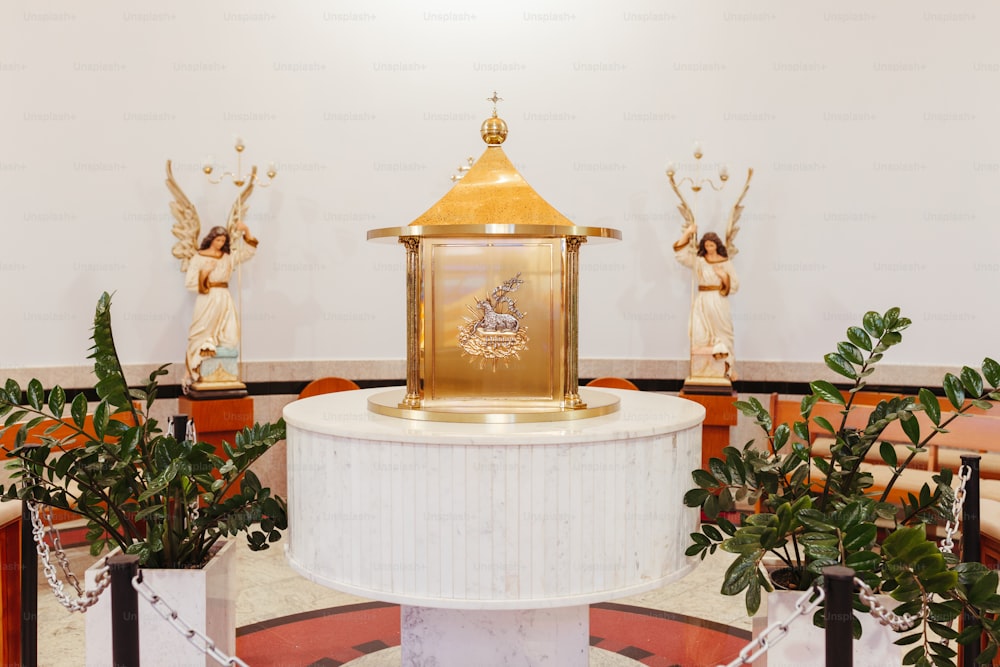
<box><xmin>687</xmin><ymin>349</ymin><xmax>734</xmax><ymax>394</ymax></box>
<box><xmin>188</xmin><ymin>345</ymin><xmax>247</xmax><ymax>398</ymax></box>
<box><xmin>167</xmin><ymin>160</ymin><xmax>261</xmax><ymax>399</ymax></box>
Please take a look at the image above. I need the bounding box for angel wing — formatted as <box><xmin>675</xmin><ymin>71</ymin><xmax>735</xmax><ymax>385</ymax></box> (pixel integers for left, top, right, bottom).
<box><xmin>724</xmin><ymin>167</ymin><xmax>754</xmax><ymax>259</ymax></box>
<box><xmin>666</xmin><ymin>170</ymin><xmax>697</xmax><ymax>250</ymax></box>
<box><xmin>225</xmin><ymin>165</ymin><xmax>256</xmax><ymax>241</ymax></box>
<box><xmin>166</xmin><ymin>160</ymin><xmax>201</xmax><ymax>272</ymax></box>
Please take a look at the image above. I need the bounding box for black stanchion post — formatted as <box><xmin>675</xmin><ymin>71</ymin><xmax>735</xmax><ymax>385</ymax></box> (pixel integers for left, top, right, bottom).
<box><xmin>961</xmin><ymin>455</ymin><xmax>981</xmax><ymax>667</ymax></box>
<box><xmin>20</xmin><ymin>502</ymin><xmax>37</xmax><ymax>667</ymax></box>
<box><xmin>171</xmin><ymin>415</ymin><xmax>189</xmax><ymax>441</ymax></box>
<box><xmin>109</xmin><ymin>554</ymin><xmax>141</xmax><ymax>667</ymax></box>
<box><xmin>823</xmin><ymin>565</ymin><xmax>855</xmax><ymax>667</ymax></box>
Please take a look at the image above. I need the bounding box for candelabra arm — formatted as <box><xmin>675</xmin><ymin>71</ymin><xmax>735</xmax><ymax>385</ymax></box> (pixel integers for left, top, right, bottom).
<box><xmin>666</xmin><ymin>171</ymin><xmax>696</xmax><ymax>235</ymax></box>
<box><xmin>724</xmin><ymin>167</ymin><xmax>754</xmax><ymax>259</ymax></box>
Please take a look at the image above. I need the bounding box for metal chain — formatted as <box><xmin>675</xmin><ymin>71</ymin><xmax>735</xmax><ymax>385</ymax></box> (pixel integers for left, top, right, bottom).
<box><xmin>162</xmin><ymin>417</ymin><xmax>204</xmax><ymax>520</ymax></box>
<box><xmin>717</xmin><ymin>574</ymin><xmax>929</xmax><ymax>667</ymax></box>
<box><xmin>186</xmin><ymin>420</ymin><xmax>200</xmax><ymax>521</ymax></box>
<box><xmin>40</xmin><ymin>504</ymin><xmax>83</xmax><ymax>594</ymax></box>
<box><xmin>187</xmin><ymin>410</ymin><xmax>201</xmax><ymax>520</ymax></box>
<box><xmin>717</xmin><ymin>461</ymin><xmax>967</xmax><ymax>667</ymax></box>
<box><xmin>854</xmin><ymin>577</ymin><xmax>926</xmax><ymax>631</ymax></box>
<box><xmin>940</xmin><ymin>464</ymin><xmax>972</xmax><ymax>555</ymax></box>
<box><xmin>28</xmin><ymin>500</ymin><xmax>111</xmax><ymax>612</ymax></box>
<box><xmin>132</xmin><ymin>572</ymin><xmax>250</xmax><ymax>667</ymax></box>
<box><xmin>167</xmin><ymin>416</ymin><xmax>202</xmax><ymax>521</ymax></box>
<box><xmin>716</xmin><ymin>583</ymin><xmax>825</xmax><ymax>667</ymax></box>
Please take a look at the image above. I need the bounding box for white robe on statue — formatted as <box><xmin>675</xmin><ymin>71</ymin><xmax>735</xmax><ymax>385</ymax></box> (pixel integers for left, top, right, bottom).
<box><xmin>675</xmin><ymin>246</ymin><xmax>739</xmax><ymax>377</ymax></box>
<box><xmin>183</xmin><ymin>240</ymin><xmax>256</xmax><ymax>385</ymax></box>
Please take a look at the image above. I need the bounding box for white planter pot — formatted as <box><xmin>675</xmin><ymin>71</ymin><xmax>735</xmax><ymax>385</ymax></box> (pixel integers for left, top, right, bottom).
<box><xmin>761</xmin><ymin>590</ymin><xmax>904</xmax><ymax>667</ymax></box>
<box><xmin>85</xmin><ymin>540</ymin><xmax>237</xmax><ymax>667</ymax></box>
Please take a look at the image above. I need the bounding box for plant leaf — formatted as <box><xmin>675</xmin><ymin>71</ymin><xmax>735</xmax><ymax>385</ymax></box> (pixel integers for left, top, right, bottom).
<box><xmin>26</xmin><ymin>379</ymin><xmax>44</xmax><ymax>411</ymax></box>
<box><xmin>722</xmin><ymin>550</ymin><xmax>762</xmax><ymax>596</ymax></box>
<box><xmin>813</xmin><ymin>416</ymin><xmax>835</xmax><ymax>435</ymax></box>
<box><xmin>879</xmin><ymin>441</ymin><xmax>898</xmax><ymax>468</ymax></box>
<box><xmin>837</xmin><ymin>341</ymin><xmax>864</xmax><ymax>366</ymax></box>
<box><xmin>847</xmin><ymin>326</ymin><xmax>873</xmax><ymax>352</ymax></box>
<box><xmin>918</xmin><ymin>388</ymin><xmax>941</xmax><ymax>426</ymax></box>
<box><xmin>797</xmin><ymin>509</ymin><xmax>838</xmax><ymax>533</ymax></box>
<box><xmin>942</xmin><ymin>373</ymin><xmax>965</xmax><ymax>410</ymax></box>
<box><xmin>862</xmin><ymin>311</ymin><xmax>885</xmax><ymax>337</ymax></box>
<box><xmin>773</xmin><ymin>423</ymin><xmax>789</xmax><ymax>452</ymax></box>
<box><xmin>692</xmin><ymin>469</ymin><xmax>718</xmax><ymax>489</ymax></box>
<box><xmin>3</xmin><ymin>380</ymin><xmax>21</xmax><ymax>405</ymax></box>
<box><xmin>900</xmin><ymin>413</ymin><xmax>920</xmax><ymax>446</ymax></box>
<box><xmin>824</xmin><ymin>353</ymin><xmax>858</xmax><ymax>380</ymax></box>
<box><xmin>983</xmin><ymin>357</ymin><xmax>1000</xmax><ymax>388</ymax></box>
<box><xmin>70</xmin><ymin>392</ymin><xmax>88</xmax><ymax>429</ymax></box>
<box><xmin>846</xmin><ymin>550</ymin><xmax>880</xmax><ymax>571</ymax></box>
<box><xmin>960</xmin><ymin>366</ymin><xmax>984</xmax><ymax>398</ymax></box>
<box><xmin>47</xmin><ymin>385</ymin><xmax>66</xmax><ymax>419</ymax></box>
<box><xmin>844</xmin><ymin>523</ymin><xmax>878</xmax><ymax>551</ymax></box>
<box><xmin>810</xmin><ymin>380</ymin><xmax>845</xmax><ymax>405</ymax></box>
<box><xmin>683</xmin><ymin>488</ymin><xmax>710</xmax><ymax>507</ymax></box>
<box><xmin>92</xmin><ymin>401</ymin><xmax>109</xmax><ymax>441</ymax></box>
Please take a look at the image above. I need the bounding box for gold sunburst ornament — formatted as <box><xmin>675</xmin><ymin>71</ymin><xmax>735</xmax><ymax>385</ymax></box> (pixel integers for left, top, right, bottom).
<box><xmin>458</xmin><ymin>273</ymin><xmax>530</xmax><ymax>370</ymax></box>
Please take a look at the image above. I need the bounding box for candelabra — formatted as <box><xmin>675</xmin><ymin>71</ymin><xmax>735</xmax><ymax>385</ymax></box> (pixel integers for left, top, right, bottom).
<box><xmin>666</xmin><ymin>141</ymin><xmax>728</xmax><ymax>194</ymax></box>
<box><xmin>202</xmin><ymin>136</ymin><xmax>277</xmax><ymax>188</ymax></box>
<box><xmin>665</xmin><ymin>141</ymin><xmax>752</xmax><ymax>253</ymax></box>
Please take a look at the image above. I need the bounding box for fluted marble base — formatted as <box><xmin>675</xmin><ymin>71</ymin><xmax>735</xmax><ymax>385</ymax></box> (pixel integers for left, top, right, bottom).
<box><xmin>283</xmin><ymin>387</ymin><xmax>705</xmax><ymax>663</ymax></box>
<box><xmin>344</xmin><ymin>646</ymin><xmax>646</xmax><ymax>667</ymax></box>
<box><xmin>401</xmin><ymin>605</ymin><xmax>588</xmax><ymax>666</ymax></box>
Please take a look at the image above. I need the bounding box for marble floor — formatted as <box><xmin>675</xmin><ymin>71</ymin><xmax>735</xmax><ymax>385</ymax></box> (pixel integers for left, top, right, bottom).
<box><xmin>34</xmin><ymin>529</ymin><xmax>754</xmax><ymax>667</ymax></box>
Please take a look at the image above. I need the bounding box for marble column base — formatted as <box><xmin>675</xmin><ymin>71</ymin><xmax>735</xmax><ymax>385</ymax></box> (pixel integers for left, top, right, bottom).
<box><xmin>401</xmin><ymin>604</ymin><xmax>588</xmax><ymax>667</ymax></box>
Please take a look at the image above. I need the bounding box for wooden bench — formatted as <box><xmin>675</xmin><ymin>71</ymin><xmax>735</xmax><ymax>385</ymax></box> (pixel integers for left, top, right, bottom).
<box><xmin>769</xmin><ymin>392</ymin><xmax>1000</xmax><ymax>564</ymax></box>
<box><xmin>773</xmin><ymin>392</ymin><xmax>1000</xmax><ymax>476</ymax></box>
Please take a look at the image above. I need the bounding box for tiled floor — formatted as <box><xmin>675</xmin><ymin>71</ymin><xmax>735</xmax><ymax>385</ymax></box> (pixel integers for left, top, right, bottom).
<box><xmin>35</xmin><ymin>532</ymin><xmax>753</xmax><ymax>666</ymax></box>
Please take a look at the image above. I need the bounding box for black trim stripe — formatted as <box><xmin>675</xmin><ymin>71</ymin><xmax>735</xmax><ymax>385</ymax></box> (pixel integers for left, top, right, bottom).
<box><xmin>30</xmin><ymin>378</ymin><xmax>960</xmax><ymax>402</ymax></box>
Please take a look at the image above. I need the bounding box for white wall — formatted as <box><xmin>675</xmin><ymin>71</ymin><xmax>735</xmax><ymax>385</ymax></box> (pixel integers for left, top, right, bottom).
<box><xmin>2</xmin><ymin>1</ymin><xmax>998</xmax><ymax>375</ymax></box>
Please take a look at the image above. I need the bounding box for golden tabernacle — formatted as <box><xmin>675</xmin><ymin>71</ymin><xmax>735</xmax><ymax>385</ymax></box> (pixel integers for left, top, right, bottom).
<box><xmin>367</xmin><ymin>100</ymin><xmax>621</xmax><ymax>422</ymax></box>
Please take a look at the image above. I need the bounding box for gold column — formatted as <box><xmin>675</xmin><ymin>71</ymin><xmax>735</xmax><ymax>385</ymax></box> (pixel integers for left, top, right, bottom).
<box><xmin>399</xmin><ymin>236</ymin><xmax>422</xmax><ymax>407</ymax></box>
<box><xmin>564</xmin><ymin>236</ymin><xmax>587</xmax><ymax>408</ymax></box>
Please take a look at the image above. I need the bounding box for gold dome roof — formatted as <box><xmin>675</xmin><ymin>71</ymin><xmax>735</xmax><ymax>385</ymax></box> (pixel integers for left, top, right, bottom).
<box><xmin>407</xmin><ymin>115</ymin><xmax>575</xmax><ymax>228</ymax></box>
<box><xmin>367</xmin><ymin>115</ymin><xmax>621</xmax><ymax>242</ymax></box>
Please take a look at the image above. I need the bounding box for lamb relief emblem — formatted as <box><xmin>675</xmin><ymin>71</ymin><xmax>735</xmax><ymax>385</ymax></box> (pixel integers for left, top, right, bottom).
<box><xmin>458</xmin><ymin>273</ymin><xmax>529</xmax><ymax>369</ymax></box>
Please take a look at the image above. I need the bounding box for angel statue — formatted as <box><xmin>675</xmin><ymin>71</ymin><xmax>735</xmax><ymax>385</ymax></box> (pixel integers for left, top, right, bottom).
<box><xmin>668</xmin><ymin>166</ymin><xmax>753</xmax><ymax>387</ymax></box>
<box><xmin>167</xmin><ymin>160</ymin><xmax>260</xmax><ymax>397</ymax></box>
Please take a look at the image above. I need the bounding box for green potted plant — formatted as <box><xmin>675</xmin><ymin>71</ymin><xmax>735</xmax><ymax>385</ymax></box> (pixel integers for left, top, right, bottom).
<box><xmin>0</xmin><ymin>291</ymin><xmax>286</xmax><ymax>567</ymax></box>
<box><xmin>0</xmin><ymin>292</ymin><xmax>287</xmax><ymax>664</ymax></box>
<box><xmin>684</xmin><ymin>307</ymin><xmax>1000</xmax><ymax>666</ymax></box>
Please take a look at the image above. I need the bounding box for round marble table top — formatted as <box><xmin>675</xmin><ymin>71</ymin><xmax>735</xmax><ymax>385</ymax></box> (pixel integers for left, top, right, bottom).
<box><xmin>283</xmin><ymin>386</ymin><xmax>705</xmax><ymax>445</ymax></box>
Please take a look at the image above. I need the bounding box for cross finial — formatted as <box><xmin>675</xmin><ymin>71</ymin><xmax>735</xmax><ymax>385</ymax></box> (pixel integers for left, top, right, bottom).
<box><xmin>486</xmin><ymin>91</ymin><xmax>503</xmax><ymax>117</ymax></box>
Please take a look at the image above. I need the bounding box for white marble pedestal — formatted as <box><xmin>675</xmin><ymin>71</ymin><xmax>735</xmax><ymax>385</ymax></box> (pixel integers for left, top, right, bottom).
<box><xmin>402</xmin><ymin>605</ymin><xmax>587</xmax><ymax>666</ymax></box>
<box><xmin>283</xmin><ymin>388</ymin><xmax>704</xmax><ymax>666</ymax></box>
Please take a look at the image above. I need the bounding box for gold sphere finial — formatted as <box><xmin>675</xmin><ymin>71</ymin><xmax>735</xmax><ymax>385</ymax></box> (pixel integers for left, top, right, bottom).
<box><xmin>482</xmin><ymin>90</ymin><xmax>507</xmax><ymax>145</ymax></box>
<box><xmin>481</xmin><ymin>115</ymin><xmax>508</xmax><ymax>145</ymax></box>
